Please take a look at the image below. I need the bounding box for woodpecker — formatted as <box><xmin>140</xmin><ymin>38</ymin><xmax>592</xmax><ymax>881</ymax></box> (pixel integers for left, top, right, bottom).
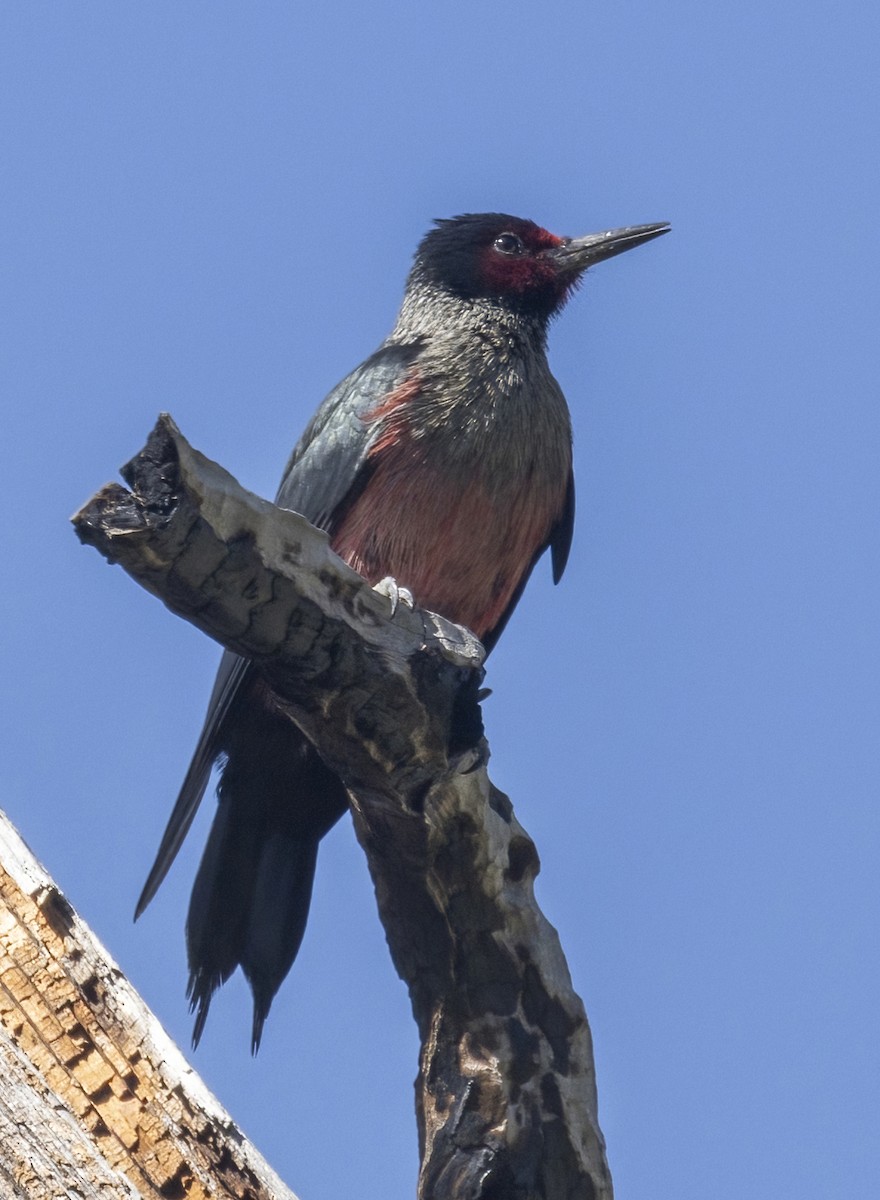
<box><xmin>136</xmin><ymin>212</ymin><xmax>669</xmax><ymax>1050</ymax></box>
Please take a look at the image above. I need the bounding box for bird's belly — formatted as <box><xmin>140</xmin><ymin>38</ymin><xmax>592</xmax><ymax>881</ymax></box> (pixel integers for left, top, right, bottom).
<box><xmin>330</xmin><ymin>451</ymin><xmax>566</xmax><ymax>639</ymax></box>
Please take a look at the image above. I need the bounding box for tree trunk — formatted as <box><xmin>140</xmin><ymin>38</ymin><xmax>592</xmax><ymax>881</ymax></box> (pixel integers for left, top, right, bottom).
<box><xmin>0</xmin><ymin>810</ymin><xmax>298</xmax><ymax>1200</ymax></box>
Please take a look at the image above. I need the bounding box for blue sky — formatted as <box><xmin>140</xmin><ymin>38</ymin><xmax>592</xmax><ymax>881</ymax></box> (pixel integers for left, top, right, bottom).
<box><xmin>2</xmin><ymin>3</ymin><xmax>878</xmax><ymax>1197</ymax></box>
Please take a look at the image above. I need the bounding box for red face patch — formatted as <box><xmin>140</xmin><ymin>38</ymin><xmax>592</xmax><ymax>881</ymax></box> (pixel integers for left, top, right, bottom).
<box><xmin>477</xmin><ymin>220</ymin><xmax>566</xmax><ymax>299</ymax></box>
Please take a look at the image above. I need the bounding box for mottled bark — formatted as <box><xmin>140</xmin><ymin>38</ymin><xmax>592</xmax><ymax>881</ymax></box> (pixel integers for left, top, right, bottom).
<box><xmin>71</xmin><ymin>414</ymin><xmax>613</xmax><ymax>1200</ymax></box>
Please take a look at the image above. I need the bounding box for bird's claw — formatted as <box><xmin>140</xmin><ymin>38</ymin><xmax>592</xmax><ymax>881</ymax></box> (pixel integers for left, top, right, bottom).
<box><xmin>373</xmin><ymin>576</ymin><xmax>415</xmax><ymax>617</ymax></box>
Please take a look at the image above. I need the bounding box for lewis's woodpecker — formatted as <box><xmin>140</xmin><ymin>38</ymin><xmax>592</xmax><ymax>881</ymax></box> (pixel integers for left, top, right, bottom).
<box><xmin>136</xmin><ymin>212</ymin><xmax>669</xmax><ymax>1049</ymax></box>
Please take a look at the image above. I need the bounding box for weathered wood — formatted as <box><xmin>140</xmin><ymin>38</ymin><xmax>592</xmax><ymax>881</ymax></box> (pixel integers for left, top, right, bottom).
<box><xmin>72</xmin><ymin>414</ymin><xmax>614</xmax><ymax>1200</ymax></box>
<box><xmin>74</xmin><ymin>414</ymin><xmax>486</xmax><ymax>799</ymax></box>
<box><xmin>0</xmin><ymin>811</ymin><xmax>298</xmax><ymax>1200</ymax></box>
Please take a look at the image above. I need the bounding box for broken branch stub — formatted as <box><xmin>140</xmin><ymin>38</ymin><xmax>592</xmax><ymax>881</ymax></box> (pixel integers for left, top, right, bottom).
<box><xmin>73</xmin><ymin>414</ymin><xmax>613</xmax><ymax>1200</ymax></box>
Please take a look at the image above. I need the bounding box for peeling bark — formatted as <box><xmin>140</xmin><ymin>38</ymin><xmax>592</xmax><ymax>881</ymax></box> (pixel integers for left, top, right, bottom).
<box><xmin>69</xmin><ymin>414</ymin><xmax>613</xmax><ymax>1200</ymax></box>
<box><xmin>0</xmin><ymin>812</ymin><xmax>297</xmax><ymax>1200</ymax></box>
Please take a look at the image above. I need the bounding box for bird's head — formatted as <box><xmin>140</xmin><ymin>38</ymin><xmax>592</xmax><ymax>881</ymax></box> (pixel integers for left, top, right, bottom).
<box><xmin>412</xmin><ymin>212</ymin><xmax>670</xmax><ymax>320</ymax></box>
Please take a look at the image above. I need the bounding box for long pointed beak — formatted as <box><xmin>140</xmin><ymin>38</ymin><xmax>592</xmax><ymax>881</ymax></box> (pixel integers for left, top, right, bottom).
<box><xmin>553</xmin><ymin>221</ymin><xmax>671</xmax><ymax>273</ymax></box>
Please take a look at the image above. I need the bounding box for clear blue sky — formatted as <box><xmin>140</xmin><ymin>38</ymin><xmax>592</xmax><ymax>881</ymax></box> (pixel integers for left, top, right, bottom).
<box><xmin>2</xmin><ymin>4</ymin><xmax>878</xmax><ymax>1198</ymax></box>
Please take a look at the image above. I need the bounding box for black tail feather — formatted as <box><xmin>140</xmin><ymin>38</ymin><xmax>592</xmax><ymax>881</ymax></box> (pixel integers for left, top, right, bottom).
<box><xmin>243</xmin><ymin>835</ymin><xmax>319</xmax><ymax>1053</ymax></box>
<box><xmin>184</xmin><ymin>675</ymin><xmax>349</xmax><ymax>1048</ymax></box>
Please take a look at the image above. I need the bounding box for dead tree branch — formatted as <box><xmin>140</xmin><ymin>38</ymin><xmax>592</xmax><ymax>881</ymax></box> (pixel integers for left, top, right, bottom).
<box><xmin>71</xmin><ymin>414</ymin><xmax>613</xmax><ymax>1200</ymax></box>
<box><xmin>0</xmin><ymin>810</ymin><xmax>298</xmax><ymax>1200</ymax></box>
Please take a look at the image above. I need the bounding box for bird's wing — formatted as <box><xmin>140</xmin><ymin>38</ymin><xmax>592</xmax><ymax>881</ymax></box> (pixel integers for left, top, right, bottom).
<box><xmin>276</xmin><ymin>340</ymin><xmax>423</xmax><ymax>526</ymax></box>
<box><xmin>482</xmin><ymin>466</ymin><xmax>575</xmax><ymax>655</ymax></box>
<box><xmin>550</xmin><ymin>469</ymin><xmax>576</xmax><ymax>584</ymax></box>
<box><xmin>136</xmin><ymin>341</ymin><xmax>422</xmax><ymax>916</ymax></box>
<box><xmin>135</xmin><ymin>651</ymin><xmax>249</xmax><ymax>917</ymax></box>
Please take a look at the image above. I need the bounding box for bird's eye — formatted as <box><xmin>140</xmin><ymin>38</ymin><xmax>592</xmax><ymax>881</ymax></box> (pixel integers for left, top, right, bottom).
<box><xmin>493</xmin><ymin>232</ymin><xmax>526</xmax><ymax>256</ymax></box>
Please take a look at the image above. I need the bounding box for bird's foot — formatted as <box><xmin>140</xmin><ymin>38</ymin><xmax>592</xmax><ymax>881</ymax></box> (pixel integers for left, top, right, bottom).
<box><xmin>373</xmin><ymin>576</ymin><xmax>415</xmax><ymax>617</ymax></box>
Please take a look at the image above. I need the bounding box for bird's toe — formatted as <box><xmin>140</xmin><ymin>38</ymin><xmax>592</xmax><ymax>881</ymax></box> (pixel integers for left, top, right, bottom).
<box><xmin>373</xmin><ymin>576</ymin><xmax>415</xmax><ymax>617</ymax></box>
